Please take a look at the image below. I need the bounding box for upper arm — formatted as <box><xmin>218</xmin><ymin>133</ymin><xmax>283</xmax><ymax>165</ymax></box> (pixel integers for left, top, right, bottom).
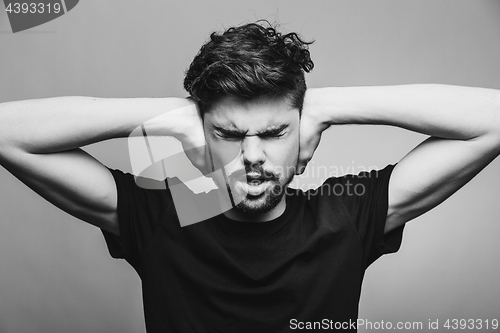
<box><xmin>386</xmin><ymin>134</ymin><xmax>500</xmax><ymax>233</ymax></box>
<box><xmin>0</xmin><ymin>147</ymin><xmax>120</xmax><ymax>235</ymax></box>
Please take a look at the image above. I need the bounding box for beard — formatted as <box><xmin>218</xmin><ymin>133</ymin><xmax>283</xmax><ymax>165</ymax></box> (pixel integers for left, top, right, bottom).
<box><xmin>225</xmin><ymin>164</ymin><xmax>294</xmax><ymax>216</ymax></box>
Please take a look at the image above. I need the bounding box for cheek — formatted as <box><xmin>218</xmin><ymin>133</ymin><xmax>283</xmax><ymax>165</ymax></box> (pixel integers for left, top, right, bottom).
<box><xmin>206</xmin><ymin>140</ymin><xmax>243</xmax><ymax>174</ymax></box>
<box><xmin>266</xmin><ymin>138</ymin><xmax>299</xmax><ymax>172</ymax></box>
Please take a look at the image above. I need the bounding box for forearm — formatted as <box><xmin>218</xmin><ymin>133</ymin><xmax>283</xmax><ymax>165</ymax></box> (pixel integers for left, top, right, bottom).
<box><xmin>0</xmin><ymin>96</ymin><xmax>195</xmax><ymax>154</ymax></box>
<box><xmin>307</xmin><ymin>84</ymin><xmax>500</xmax><ymax>140</ymax></box>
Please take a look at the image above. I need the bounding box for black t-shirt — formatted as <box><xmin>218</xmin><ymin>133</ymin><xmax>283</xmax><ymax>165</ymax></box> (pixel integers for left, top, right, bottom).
<box><xmin>102</xmin><ymin>165</ymin><xmax>404</xmax><ymax>332</ymax></box>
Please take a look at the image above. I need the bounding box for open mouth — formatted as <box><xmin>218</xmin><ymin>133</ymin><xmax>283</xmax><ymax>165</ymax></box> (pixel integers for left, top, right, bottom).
<box><xmin>232</xmin><ymin>174</ymin><xmax>274</xmax><ymax>197</ymax></box>
<box><xmin>248</xmin><ymin>179</ymin><xmax>265</xmax><ymax>186</ymax></box>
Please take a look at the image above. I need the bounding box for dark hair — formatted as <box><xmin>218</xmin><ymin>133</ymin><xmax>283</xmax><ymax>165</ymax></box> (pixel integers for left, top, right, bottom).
<box><xmin>184</xmin><ymin>21</ymin><xmax>314</xmax><ymax>116</ymax></box>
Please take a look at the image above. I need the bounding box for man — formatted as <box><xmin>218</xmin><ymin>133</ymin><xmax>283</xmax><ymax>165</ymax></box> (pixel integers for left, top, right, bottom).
<box><xmin>0</xmin><ymin>22</ymin><xmax>499</xmax><ymax>332</ymax></box>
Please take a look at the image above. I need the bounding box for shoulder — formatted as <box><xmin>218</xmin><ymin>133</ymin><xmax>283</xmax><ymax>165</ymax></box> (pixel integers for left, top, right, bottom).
<box><xmin>304</xmin><ymin>164</ymin><xmax>396</xmax><ymax>199</ymax></box>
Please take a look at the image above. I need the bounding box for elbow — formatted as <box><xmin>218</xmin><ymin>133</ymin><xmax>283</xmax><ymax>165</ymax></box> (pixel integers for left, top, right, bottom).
<box><xmin>0</xmin><ymin>115</ymin><xmax>9</xmax><ymax>156</ymax></box>
<box><xmin>495</xmin><ymin>91</ymin><xmax>500</xmax><ymax>134</ymax></box>
<box><xmin>477</xmin><ymin>90</ymin><xmax>500</xmax><ymax>152</ymax></box>
<box><xmin>0</xmin><ymin>102</ymin><xmax>25</xmax><ymax>153</ymax></box>
<box><xmin>0</xmin><ymin>102</ymin><xmax>13</xmax><ymax>141</ymax></box>
<box><xmin>0</xmin><ymin>104</ymin><xmax>19</xmax><ymax>159</ymax></box>
<box><xmin>488</xmin><ymin>91</ymin><xmax>500</xmax><ymax>150</ymax></box>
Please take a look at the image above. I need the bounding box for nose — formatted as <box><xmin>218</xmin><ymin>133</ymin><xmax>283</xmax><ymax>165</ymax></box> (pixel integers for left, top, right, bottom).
<box><xmin>241</xmin><ymin>136</ymin><xmax>265</xmax><ymax>166</ymax></box>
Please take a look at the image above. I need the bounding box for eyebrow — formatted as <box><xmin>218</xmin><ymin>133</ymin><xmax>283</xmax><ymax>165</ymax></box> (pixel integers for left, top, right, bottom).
<box><xmin>212</xmin><ymin>124</ymin><xmax>289</xmax><ymax>137</ymax></box>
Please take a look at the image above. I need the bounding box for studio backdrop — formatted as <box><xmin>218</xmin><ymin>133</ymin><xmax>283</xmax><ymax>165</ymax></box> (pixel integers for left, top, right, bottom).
<box><xmin>1</xmin><ymin>1</ymin><xmax>499</xmax><ymax>332</ymax></box>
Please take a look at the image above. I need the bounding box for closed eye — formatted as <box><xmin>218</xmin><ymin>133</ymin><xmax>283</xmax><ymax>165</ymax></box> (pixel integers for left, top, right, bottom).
<box><xmin>259</xmin><ymin>131</ymin><xmax>286</xmax><ymax>139</ymax></box>
<box><xmin>213</xmin><ymin>124</ymin><xmax>289</xmax><ymax>140</ymax></box>
<box><xmin>215</xmin><ymin>131</ymin><xmax>244</xmax><ymax>140</ymax></box>
<box><xmin>216</xmin><ymin>132</ymin><xmax>285</xmax><ymax>141</ymax></box>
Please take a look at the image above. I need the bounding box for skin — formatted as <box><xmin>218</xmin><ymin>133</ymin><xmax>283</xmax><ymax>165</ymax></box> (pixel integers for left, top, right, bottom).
<box><xmin>0</xmin><ymin>85</ymin><xmax>498</xmax><ymax>237</ymax></box>
<box><xmin>203</xmin><ymin>96</ymin><xmax>300</xmax><ymax>222</ymax></box>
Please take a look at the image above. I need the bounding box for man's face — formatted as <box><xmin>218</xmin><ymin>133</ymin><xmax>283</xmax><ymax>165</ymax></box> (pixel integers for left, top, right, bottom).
<box><xmin>203</xmin><ymin>96</ymin><xmax>300</xmax><ymax>218</ymax></box>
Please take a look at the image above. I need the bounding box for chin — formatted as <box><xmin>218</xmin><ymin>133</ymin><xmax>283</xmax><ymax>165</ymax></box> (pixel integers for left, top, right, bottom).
<box><xmin>232</xmin><ymin>184</ymin><xmax>285</xmax><ymax>215</ymax></box>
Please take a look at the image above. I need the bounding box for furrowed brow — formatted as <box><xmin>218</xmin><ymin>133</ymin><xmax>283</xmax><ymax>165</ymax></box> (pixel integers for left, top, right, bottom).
<box><xmin>212</xmin><ymin>124</ymin><xmax>289</xmax><ymax>137</ymax></box>
<box><xmin>256</xmin><ymin>124</ymin><xmax>289</xmax><ymax>136</ymax></box>
<box><xmin>212</xmin><ymin>125</ymin><xmax>247</xmax><ymax>137</ymax></box>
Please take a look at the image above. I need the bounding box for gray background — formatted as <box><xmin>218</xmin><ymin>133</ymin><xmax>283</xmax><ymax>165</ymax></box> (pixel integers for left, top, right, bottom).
<box><xmin>1</xmin><ymin>0</ymin><xmax>499</xmax><ymax>332</ymax></box>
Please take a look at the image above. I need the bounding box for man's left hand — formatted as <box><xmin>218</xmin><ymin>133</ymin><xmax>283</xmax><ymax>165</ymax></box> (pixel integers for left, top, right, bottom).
<box><xmin>297</xmin><ymin>91</ymin><xmax>330</xmax><ymax>174</ymax></box>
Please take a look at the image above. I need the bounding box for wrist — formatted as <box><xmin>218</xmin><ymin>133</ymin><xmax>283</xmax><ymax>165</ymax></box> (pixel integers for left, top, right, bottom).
<box><xmin>169</xmin><ymin>101</ymin><xmax>201</xmax><ymax>142</ymax></box>
<box><xmin>138</xmin><ymin>98</ymin><xmax>198</xmax><ymax>140</ymax></box>
<box><xmin>303</xmin><ymin>87</ymin><xmax>337</xmax><ymax>127</ymax></box>
<box><xmin>305</xmin><ymin>87</ymin><xmax>381</xmax><ymax>126</ymax></box>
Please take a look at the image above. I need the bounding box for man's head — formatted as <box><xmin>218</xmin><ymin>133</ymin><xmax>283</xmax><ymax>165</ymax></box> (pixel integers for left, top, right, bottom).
<box><xmin>184</xmin><ymin>21</ymin><xmax>314</xmax><ymax>116</ymax></box>
<box><xmin>183</xmin><ymin>22</ymin><xmax>313</xmax><ymax>219</ymax></box>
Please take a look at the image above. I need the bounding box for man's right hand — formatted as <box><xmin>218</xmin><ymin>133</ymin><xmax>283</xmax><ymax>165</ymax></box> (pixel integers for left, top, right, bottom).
<box><xmin>174</xmin><ymin>102</ymin><xmax>211</xmax><ymax>176</ymax></box>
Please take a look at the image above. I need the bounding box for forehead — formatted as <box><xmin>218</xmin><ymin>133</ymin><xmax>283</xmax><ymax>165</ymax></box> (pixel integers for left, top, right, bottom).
<box><xmin>205</xmin><ymin>96</ymin><xmax>299</xmax><ymax>130</ymax></box>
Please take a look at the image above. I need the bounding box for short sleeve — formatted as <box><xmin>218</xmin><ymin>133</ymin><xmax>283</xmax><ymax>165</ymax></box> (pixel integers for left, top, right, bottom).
<box><xmin>327</xmin><ymin>164</ymin><xmax>404</xmax><ymax>268</ymax></box>
<box><xmin>101</xmin><ymin>168</ymin><xmax>174</xmax><ymax>269</ymax></box>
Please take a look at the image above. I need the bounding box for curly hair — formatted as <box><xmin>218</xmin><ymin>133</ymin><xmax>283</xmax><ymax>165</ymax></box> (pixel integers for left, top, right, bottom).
<box><xmin>184</xmin><ymin>21</ymin><xmax>314</xmax><ymax>116</ymax></box>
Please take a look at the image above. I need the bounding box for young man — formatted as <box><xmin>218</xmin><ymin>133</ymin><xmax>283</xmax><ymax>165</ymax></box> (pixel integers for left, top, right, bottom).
<box><xmin>0</xmin><ymin>22</ymin><xmax>499</xmax><ymax>332</ymax></box>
